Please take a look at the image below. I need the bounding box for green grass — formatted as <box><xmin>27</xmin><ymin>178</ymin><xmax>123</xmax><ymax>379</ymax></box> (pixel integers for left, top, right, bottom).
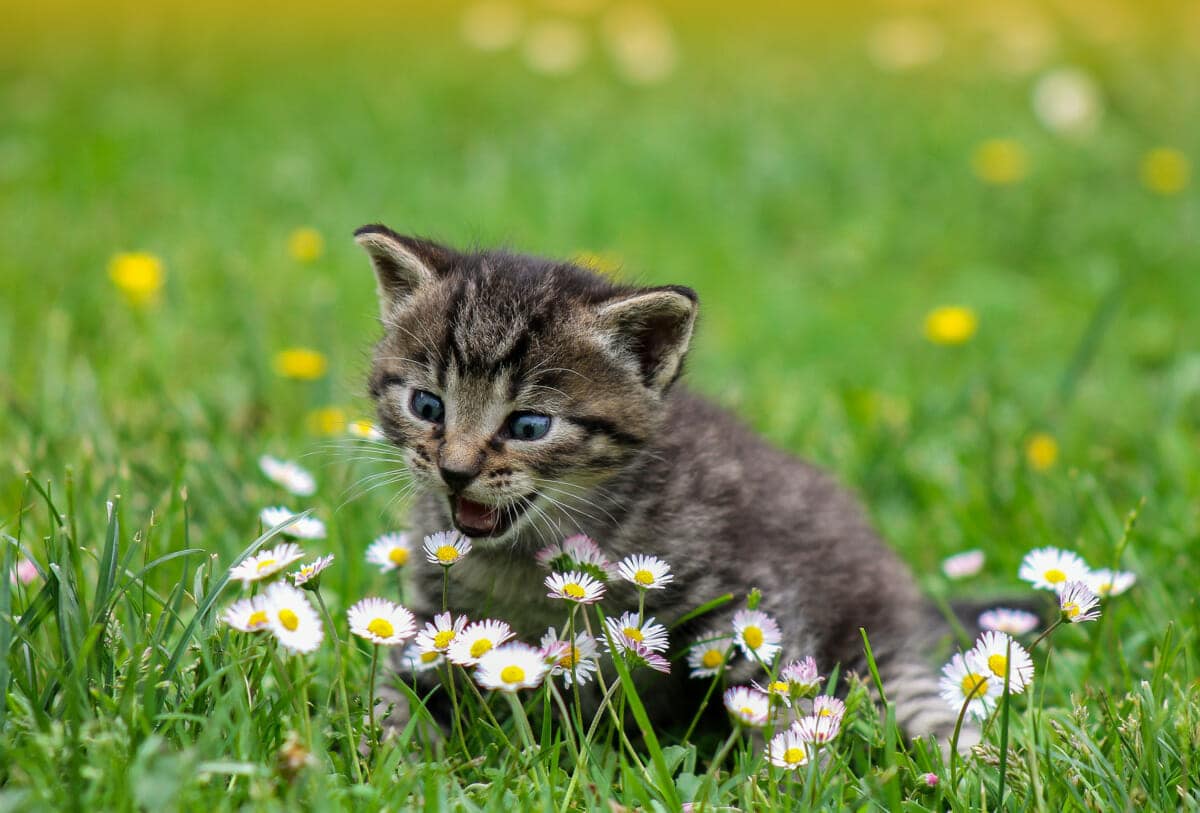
<box><xmin>2</xmin><ymin>3</ymin><xmax>1200</xmax><ymax>810</ymax></box>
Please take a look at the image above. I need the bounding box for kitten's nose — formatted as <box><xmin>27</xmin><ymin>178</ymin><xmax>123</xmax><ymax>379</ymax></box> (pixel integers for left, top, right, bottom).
<box><xmin>438</xmin><ymin>463</ymin><xmax>479</xmax><ymax>493</ymax></box>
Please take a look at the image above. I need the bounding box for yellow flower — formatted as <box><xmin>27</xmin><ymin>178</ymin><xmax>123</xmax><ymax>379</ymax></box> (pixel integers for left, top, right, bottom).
<box><xmin>306</xmin><ymin>407</ymin><xmax>346</xmax><ymax>436</ymax></box>
<box><xmin>1139</xmin><ymin>148</ymin><xmax>1190</xmax><ymax>196</ymax></box>
<box><xmin>287</xmin><ymin>227</ymin><xmax>324</xmax><ymax>263</ymax></box>
<box><xmin>108</xmin><ymin>252</ymin><xmax>165</xmax><ymax>307</ymax></box>
<box><xmin>971</xmin><ymin>139</ymin><xmax>1029</xmax><ymax>185</ymax></box>
<box><xmin>274</xmin><ymin>348</ymin><xmax>327</xmax><ymax>380</ymax></box>
<box><xmin>1025</xmin><ymin>432</ymin><xmax>1058</xmax><ymax>471</ymax></box>
<box><xmin>923</xmin><ymin>306</ymin><xmax>978</xmax><ymax>345</ymax></box>
<box><xmin>572</xmin><ymin>251</ymin><xmax>622</xmax><ymax>276</ymax></box>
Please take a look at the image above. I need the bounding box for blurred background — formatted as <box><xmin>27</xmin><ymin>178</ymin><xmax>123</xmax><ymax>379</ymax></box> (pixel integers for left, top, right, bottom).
<box><xmin>2</xmin><ymin>0</ymin><xmax>1198</xmax><ymax>594</ymax></box>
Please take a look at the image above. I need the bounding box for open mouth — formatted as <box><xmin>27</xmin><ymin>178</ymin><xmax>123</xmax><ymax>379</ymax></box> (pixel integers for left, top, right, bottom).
<box><xmin>449</xmin><ymin>494</ymin><xmax>535</xmax><ymax>538</ymax></box>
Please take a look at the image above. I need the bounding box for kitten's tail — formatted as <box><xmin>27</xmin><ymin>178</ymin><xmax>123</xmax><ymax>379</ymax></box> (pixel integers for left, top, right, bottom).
<box><xmin>873</xmin><ymin>649</ymin><xmax>975</xmax><ymax>747</ymax></box>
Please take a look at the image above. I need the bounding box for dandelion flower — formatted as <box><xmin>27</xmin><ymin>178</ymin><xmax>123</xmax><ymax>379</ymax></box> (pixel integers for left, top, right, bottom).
<box><xmin>723</xmin><ymin>686</ymin><xmax>770</xmax><ymax>727</ymax></box>
<box><xmin>978</xmin><ymin>607</ymin><xmax>1040</xmax><ymax>636</ymax></box>
<box><xmin>687</xmin><ymin>631</ymin><xmax>736</xmax><ymax>679</ymax></box>
<box><xmin>108</xmin><ymin>252</ymin><xmax>165</xmax><ymax>307</ymax></box>
<box><xmin>258</xmin><ymin>455</ymin><xmax>316</xmax><ymax>497</ymax></box>
<box><xmin>292</xmin><ymin>554</ymin><xmax>334</xmax><ymax>588</ymax></box>
<box><xmin>536</xmin><ymin>534</ymin><xmax>615</xmax><ymax>580</ymax></box>
<box><xmin>1058</xmin><ymin>581</ymin><xmax>1101</xmax><ymax>623</ymax></box>
<box><xmin>1019</xmin><ymin>546</ymin><xmax>1090</xmax><ymax>592</ymax></box>
<box><xmin>970</xmin><ymin>631</ymin><xmax>1035</xmax><ymax>693</ymax></box>
<box><xmin>939</xmin><ymin>651</ymin><xmax>999</xmax><ymax>720</ymax></box>
<box><xmin>307</xmin><ymin>406</ymin><xmax>346</xmax><ymax>436</ymax></box>
<box><xmin>230</xmin><ymin>542</ymin><xmax>305</xmax><ymax>584</ymax></box>
<box><xmin>367</xmin><ymin>532</ymin><xmax>412</xmax><ymax>572</ymax></box>
<box><xmin>732</xmin><ymin>608</ymin><xmax>783</xmax><ymax>664</ymax></box>
<box><xmin>540</xmin><ymin>627</ymin><xmax>599</xmax><ymax>687</ymax></box>
<box><xmin>545</xmin><ymin>570</ymin><xmax>606</xmax><ymax>604</ymax></box>
<box><xmin>263</xmin><ymin>582</ymin><xmax>323</xmax><ymax>653</ymax></box>
<box><xmin>397</xmin><ymin>641</ymin><xmax>444</xmax><ymax>673</ymax></box>
<box><xmin>617</xmin><ymin>554</ymin><xmax>674</xmax><ymax>590</ymax></box>
<box><xmin>522</xmin><ymin>20</ymin><xmax>588</xmax><ymax>76</ymax></box>
<box><xmin>260</xmin><ymin>506</ymin><xmax>326</xmax><ymax>540</ymax></box>
<box><xmin>812</xmin><ymin>695</ymin><xmax>846</xmax><ymax>726</ymax></box>
<box><xmin>1084</xmin><ymin>568</ymin><xmax>1136</xmax><ymax>598</ymax></box>
<box><xmin>766</xmin><ymin>728</ymin><xmax>812</xmax><ymax>770</ymax></box>
<box><xmin>416</xmin><ymin>612</ymin><xmax>468</xmax><ymax>654</ymax></box>
<box><xmin>223</xmin><ymin>596</ymin><xmax>270</xmax><ymax>632</ymax></box>
<box><xmin>793</xmin><ymin>712</ymin><xmax>841</xmax><ymax>744</ymax></box>
<box><xmin>1025</xmin><ymin>433</ymin><xmax>1059</xmax><ymax>471</ymax></box>
<box><xmin>287</xmin><ymin>227</ymin><xmax>324</xmax><ymax>263</ymax></box>
<box><xmin>448</xmin><ymin>619</ymin><xmax>515</xmax><ymax>666</ymax></box>
<box><xmin>347</xmin><ymin>419</ymin><xmax>384</xmax><ymax>440</ymax></box>
<box><xmin>273</xmin><ymin>347</ymin><xmax>327</xmax><ymax>381</ymax></box>
<box><xmin>924</xmin><ymin>305</ymin><xmax>978</xmax><ymax>345</ymax></box>
<box><xmin>971</xmin><ymin>138</ymin><xmax>1029</xmax><ymax>185</ymax></box>
<box><xmin>422</xmin><ymin>531</ymin><xmax>472</xmax><ymax>566</ymax></box>
<box><xmin>475</xmin><ymin>643</ymin><xmax>548</xmax><ymax>692</ymax></box>
<box><xmin>942</xmin><ymin>549</ymin><xmax>985</xmax><ymax>579</ymax></box>
<box><xmin>348</xmin><ymin>598</ymin><xmax>416</xmax><ymax>646</ymax></box>
<box><xmin>780</xmin><ymin>657</ymin><xmax>822</xmax><ymax>694</ymax></box>
<box><xmin>600</xmin><ymin>3</ymin><xmax>678</xmax><ymax>85</ymax></box>
<box><xmin>603</xmin><ymin>612</ymin><xmax>669</xmax><ymax>654</ymax></box>
<box><xmin>1140</xmin><ymin>147</ymin><xmax>1190</xmax><ymax>196</ymax></box>
<box><xmin>461</xmin><ymin>1</ymin><xmax>523</xmax><ymax>52</ymax></box>
<box><xmin>865</xmin><ymin>17</ymin><xmax>943</xmax><ymax>72</ymax></box>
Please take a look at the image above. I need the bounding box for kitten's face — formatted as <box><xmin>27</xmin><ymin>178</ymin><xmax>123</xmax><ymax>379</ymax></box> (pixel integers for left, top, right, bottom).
<box><xmin>358</xmin><ymin>227</ymin><xmax>696</xmax><ymax>543</ymax></box>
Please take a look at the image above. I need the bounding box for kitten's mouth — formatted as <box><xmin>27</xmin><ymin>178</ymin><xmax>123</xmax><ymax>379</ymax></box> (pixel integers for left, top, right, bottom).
<box><xmin>449</xmin><ymin>494</ymin><xmax>535</xmax><ymax>538</ymax></box>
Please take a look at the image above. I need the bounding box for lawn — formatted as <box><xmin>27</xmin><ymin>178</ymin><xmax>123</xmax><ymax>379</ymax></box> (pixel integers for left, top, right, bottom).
<box><xmin>2</xmin><ymin>1</ymin><xmax>1199</xmax><ymax>810</ymax></box>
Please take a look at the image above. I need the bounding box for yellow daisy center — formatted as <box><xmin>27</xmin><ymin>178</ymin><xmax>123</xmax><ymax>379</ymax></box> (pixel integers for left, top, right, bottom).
<box><xmin>701</xmin><ymin>649</ymin><xmax>724</xmax><ymax>669</ymax></box>
<box><xmin>740</xmin><ymin>705</ymin><xmax>756</xmax><ymax>717</ymax></box>
<box><xmin>1097</xmin><ymin>582</ymin><xmax>1112</xmax><ymax>595</ymax></box>
<box><xmin>255</xmin><ymin>558</ymin><xmax>277</xmax><ymax>573</ymax></box>
<box><xmin>987</xmin><ymin>654</ymin><xmax>1008</xmax><ymax>678</ymax></box>
<box><xmin>1044</xmin><ymin>568</ymin><xmax>1066</xmax><ymax>584</ymax></box>
<box><xmin>563</xmin><ymin>582</ymin><xmax>586</xmax><ymax>599</ymax></box>
<box><xmin>470</xmin><ymin>638</ymin><xmax>494</xmax><ymax>658</ymax></box>
<box><xmin>436</xmin><ymin>545</ymin><xmax>460</xmax><ymax>564</ymax></box>
<box><xmin>634</xmin><ymin>569</ymin><xmax>655</xmax><ymax>586</ymax></box>
<box><xmin>558</xmin><ymin>647</ymin><xmax>579</xmax><ymax>668</ymax></box>
<box><xmin>623</xmin><ymin>627</ymin><xmax>644</xmax><ymax>642</ymax></box>
<box><xmin>420</xmin><ymin>651</ymin><xmax>440</xmax><ymax>663</ymax></box>
<box><xmin>389</xmin><ymin>548</ymin><xmax>409</xmax><ymax>566</ymax></box>
<box><xmin>433</xmin><ymin>630</ymin><xmax>456</xmax><ymax>649</ymax></box>
<box><xmin>247</xmin><ymin>610</ymin><xmax>268</xmax><ymax>627</ymax></box>
<box><xmin>278</xmin><ymin>608</ymin><xmax>300</xmax><ymax>632</ymax></box>
<box><xmin>743</xmin><ymin>626</ymin><xmax>764</xmax><ymax>650</ymax></box>
<box><xmin>1063</xmin><ymin>602</ymin><xmax>1080</xmax><ymax>618</ymax></box>
<box><xmin>500</xmin><ymin>665</ymin><xmax>526</xmax><ymax>684</ymax></box>
<box><xmin>784</xmin><ymin>747</ymin><xmax>806</xmax><ymax>765</ymax></box>
<box><xmin>960</xmin><ymin>673</ymin><xmax>989</xmax><ymax>698</ymax></box>
<box><xmin>367</xmin><ymin>618</ymin><xmax>395</xmax><ymax>639</ymax></box>
<box><xmin>817</xmin><ymin>707</ymin><xmax>833</xmax><ymax>717</ymax></box>
<box><xmin>769</xmin><ymin>681</ymin><xmax>789</xmax><ymax>694</ymax></box>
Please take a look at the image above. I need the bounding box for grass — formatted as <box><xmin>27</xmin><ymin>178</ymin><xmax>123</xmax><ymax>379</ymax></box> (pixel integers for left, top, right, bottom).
<box><xmin>2</xmin><ymin>2</ymin><xmax>1200</xmax><ymax>810</ymax></box>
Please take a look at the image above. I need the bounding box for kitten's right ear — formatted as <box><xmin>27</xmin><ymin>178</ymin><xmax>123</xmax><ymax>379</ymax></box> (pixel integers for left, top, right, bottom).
<box><xmin>353</xmin><ymin>225</ymin><xmax>449</xmax><ymax>319</ymax></box>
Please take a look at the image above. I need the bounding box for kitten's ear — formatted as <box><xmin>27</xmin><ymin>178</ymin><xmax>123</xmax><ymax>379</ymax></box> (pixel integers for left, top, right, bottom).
<box><xmin>354</xmin><ymin>225</ymin><xmax>451</xmax><ymax>319</ymax></box>
<box><xmin>595</xmin><ymin>286</ymin><xmax>698</xmax><ymax>391</ymax></box>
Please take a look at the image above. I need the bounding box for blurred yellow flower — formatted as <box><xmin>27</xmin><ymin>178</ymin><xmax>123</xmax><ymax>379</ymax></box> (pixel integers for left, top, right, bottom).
<box><xmin>108</xmin><ymin>252</ymin><xmax>165</xmax><ymax>307</ymax></box>
<box><xmin>307</xmin><ymin>407</ymin><xmax>347</xmax><ymax>436</ymax></box>
<box><xmin>274</xmin><ymin>348</ymin><xmax>327</xmax><ymax>380</ymax></box>
<box><xmin>1025</xmin><ymin>432</ymin><xmax>1059</xmax><ymax>471</ymax></box>
<box><xmin>287</xmin><ymin>228</ymin><xmax>324</xmax><ymax>263</ymax></box>
<box><xmin>572</xmin><ymin>251</ymin><xmax>621</xmax><ymax>276</ymax></box>
<box><xmin>924</xmin><ymin>306</ymin><xmax>978</xmax><ymax>345</ymax></box>
<box><xmin>1139</xmin><ymin>148</ymin><xmax>1190</xmax><ymax>196</ymax></box>
<box><xmin>971</xmin><ymin>139</ymin><xmax>1029</xmax><ymax>185</ymax></box>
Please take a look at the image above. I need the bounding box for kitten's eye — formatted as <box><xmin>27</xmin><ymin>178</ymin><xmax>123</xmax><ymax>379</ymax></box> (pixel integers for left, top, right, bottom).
<box><xmin>507</xmin><ymin>412</ymin><xmax>552</xmax><ymax>441</ymax></box>
<box><xmin>410</xmin><ymin>390</ymin><xmax>445</xmax><ymax>424</ymax></box>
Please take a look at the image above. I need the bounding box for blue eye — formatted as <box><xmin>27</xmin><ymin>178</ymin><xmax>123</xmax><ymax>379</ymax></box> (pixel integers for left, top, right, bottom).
<box><xmin>507</xmin><ymin>412</ymin><xmax>551</xmax><ymax>441</ymax></box>
<box><xmin>410</xmin><ymin>390</ymin><xmax>445</xmax><ymax>423</ymax></box>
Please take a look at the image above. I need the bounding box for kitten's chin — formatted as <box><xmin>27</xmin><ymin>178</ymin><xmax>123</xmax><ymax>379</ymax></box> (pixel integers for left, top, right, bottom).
<box><xmin>448</xmin><ymin>494</ymin><xmax>535</xmax><ymax>539</ymax></box>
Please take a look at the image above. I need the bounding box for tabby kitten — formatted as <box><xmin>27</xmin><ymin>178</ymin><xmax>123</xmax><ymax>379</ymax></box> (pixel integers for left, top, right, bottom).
<box><xmin>357</xmin><ymin>224</ymin><xmax>961</xmax><ymax>741</ymax></box>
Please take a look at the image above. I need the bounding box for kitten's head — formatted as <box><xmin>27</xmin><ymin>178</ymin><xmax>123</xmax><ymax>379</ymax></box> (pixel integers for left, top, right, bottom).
<box><xmin>356</xmin><ymin>224</ymin><xmax>697</xmax><ymax>542</ymax></box>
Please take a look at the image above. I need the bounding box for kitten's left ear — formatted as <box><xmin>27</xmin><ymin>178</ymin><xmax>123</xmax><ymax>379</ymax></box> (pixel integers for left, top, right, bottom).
<box><xmin>354</xmin><ymin>224</ymin><xmax>453</xmax><ymax>320</ymax></box>
<box><xmin>595</xmin><ymin>286</ymin><xmax>698</xmax><ymax>391</ymax></box>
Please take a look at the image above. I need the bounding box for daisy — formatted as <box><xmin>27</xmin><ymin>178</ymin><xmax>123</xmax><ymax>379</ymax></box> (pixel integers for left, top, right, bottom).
<box><xmin>263</xmin><ymin>582</ymin><xmax>323</xmax><ymax>653</ymax></box>
<box><xmin>447</xmin><ymin>619</ymin><xmax>515</xmax><ymax>666</ymax></box>
<box><xmin>422</xmin><ymin>531</ymin><xmax>472</xmax><ymax>566</ymax></box>
<box><xmin>292</xmin><ymin>554</ymin><xmax>334</xmax><ymax>588</ymax></box>
<box><xmin>723</xmin><ymin>686</ymin><xmax>770</xmax><ymax>727</ymax></box>
<box><xmin>260</xmin><ymin>506</ymin><xmax>327</xmax><ymax>540</ymax></box>
<box><xmin>812</xmin><ymin>695</ymin><xmax>846</xmax><ymax>725</ymax></box>
<box><xmin>347</xmin><ymin>419</ymin><xmax>384</xmax><ymax>441</ymax></box>
<box><xmin>624</xmin><ymin>639</ymin><xmax>671</xmax><ymax>674</ymax></box>
<box><xmin>794</xmin><ymin>713</ymin><xmax>840</xmax><ymax>744</ymax></box>
<box><xmin>1058</xmin><ymin>581</ymin><xmax>1101</xmax><ymax>623</ymax></box>
<box><xmin>476</xmin><ymin>643</ymin><xmax>549</xmax><ymax>692</ymax></box>
<box><xmin>780</xmin><ymin>657</ymin><xmax>822</xmax><ymax>694</ymax></box>
<box><xmin>686</xmin><ymin>631</ymin><xmax>736</xmax><ymax>679</ymax></box>
<box><xmin>766</xmin><ymin>728</ymin><xmax>812</xmax><ymax>770</ymax></box>
<box><xmin>752</xmin><ymin>675</ymin><xmax>796</xmax><ymax>706</ymax></box>
<box><xmin>939</xmin><ymin>652</ymin><xmax>999</xmax><ymax>720</ymax></box>
<box><xmin>229</xmin><ymin>542</ymin><xmax>305</xmax><ymax>585</ymax></box>
<box><xmin>732</xmin><ymin>609</ymin><xmax>783</xmax><ymax>664</ymax></box>
<box><xmin>970</xmin><ymin>631</ymin><xmax>1035</xmax><ymax>694</ymax></box>
<box><xmin>535</xmin><ymin>534</ymin><xmax>616</xmax><ymax>580</ymax></box>
<box><xmin>222</xmin><ymin>596</ymin><xmax>270</xmax><ymax>632</ymax></box>
<box><xmin>545</xmin><ymin>571</ymin><xmax>606</xmax><ymax>604</ymax></box>
<box><xmin>415</xmin><ymin>612</ymin><xmax>468</xmax><ymax>654</ymax></box>
<box><xmin>347</xmin><ymin>598</ymin><xmax>416</xmax><ymax>646</ymax></box>
<box><xmin>978</xmin><ymin>607</ymin><xmax>1040</xmax><ymax>636</ymax></box>
<box><xmin>397</xmin><ymin>641</ymin><xmax>444</xmax><ymax>673</ymax></box>
<box><xmin>258</xmin><ymin>455</ymin><xmax>316</xmax><ymax>497</ymax></box>
<box><xmin>603</xmin><ymin>612</ymin><xmax>669</xmax><ymax>654</ymax></box>
<box><xmin>1019</xmin><ymin>547</ymin><xmax>1090</xmax><ymax>592</ymax></box>
<box><xmin>540</xmin><ymin>627</ymin><xmax>599</xmax><ymax>687</ymax></box>
<box><xmin>616</xmin><ymin>554</ymin><xmax>674</xmax><ymax>590</ymax></box>
<box><xmin>941</xmin><ymin>549</ymin><xmax>985</xmax><ymax>580</ymax></box>
<box><xmin>1084</xmin><ymin>568</ymin><xmax>1136</xmax><ymax>598</ymax></box>
<box><xmin>366</xmin><ymin>532</ymin><xmax>412</xmax><ymax>572</ymax></box>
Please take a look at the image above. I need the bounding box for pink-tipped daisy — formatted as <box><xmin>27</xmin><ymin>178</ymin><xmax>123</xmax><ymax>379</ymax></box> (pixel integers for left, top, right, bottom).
<box><xmin>447</xmin><ymin>619</ymin><xmax>515</xmax><ymax>666</ymax></box>
<box><xmin>260</xmin><ymin>506</ymin><xmax>327</xmax><ymax>540</ymax></box>
<box><xmin>347</xmin><ymin>598</ymin><xmax>416</xmax><ymax>646</ymax></box>
<box><xmin>970</xmin><ymin>631</ymin><xmax>1035</xmax><ymax>694</ymax></box>
<box><xmin>978</xmin><ymin>607</ymin><xmax>1040</xmax><ymax>636</ymax></box>
<box><xmin>545</xmin><ymin>571</ymin><xmax>606</xmax><ymax>604</ymax></box>
<box><xmin>941</xmin><ymin>549</ymin><xmax>985</xmax><ymax>579</ymax></box>
<box><xmin>794</xmin><ymin>712</ymin><xmax>841</xmax><ymax>744</ymax></box>
<box><xmin>616</xmin><ymin>554</ymin><xmax>674</xmax><ymax>590</ymax></box>
<box><xmin>1059</xmin><ymin>581</ymin><xmax>1101</xmax><ymax>623</ymax></box>
<box><xmin>780</xmin><ymin>657</ymin><xmax>822</xmax><ymax>694</ymax></box>
<box><xmin>1084</xmin><ymin>568</ymin><xmax>1136</xmax><ymax>598</ymax></box>
<box><xmin>540</xmin><ymin>627</ymin><xmax>599</xmax><ymax>687</ymax></box>
<box><xmin>475</xmin><ymin>643</ymin><xmax>549</xmax><ymax>692</ymax></box>
<box><xmin>422</xmin><ymin>531</ymin><xmax>472</xmax><ymax>566</ymax></box>
<box><xmin>938</xmin><ymin>651</ymin><xmax>999</xmax><ymax>720</ymax></box>
<box><xmin>686</xmin><ymin>631</ymin><xmax>736</xmax><ymax>679</ymax></box>
<box><xmin>811</xmin><ymin>695</ymin><xmax>846</xmax><ymax>725</ymax></box>
<box><xmin>366</xmin><ymin>532</ymin><xmax>412</xmax><ymax>572</ymax></box>
<box><xmin>229</xmin><ymin>542</ymin><xmax>305</xmax><ymax>585</ymax></box>
<box><xmin>623</xmin><ymin>639</ymin><xmax>671</xmax><ymax>674</ymax></box>
<box><xmin>766</xmin><ymin>727</ymin><xmax>812</xmax><ymax>770</ymax></box>
<box><xmin>1019</xmin><ymin>546</ymin><xmax>1090</xmax><ymax>592</ymax></box>
<box><xmin>415</xmin><ymin>612</ymin><xmax>468</xmax><ymax>654</ymax></box>
<box><xmin>535</xmin><ymin>534</ymin><xmax>616</xmax><ymax>581</ymax></box>
<box><xmin>222</xmin><ymin>596</ymin><xmax>270</xmax><ymax>632</ymax></box>
<box><xmin>603</xmin><ymin>612</ymin><xmax>669</xmax><ymax>654</ymax></box>
<box><xmin>732</xmin><ymin>609</ymin><xmax>783</xmax><ymax>664</ymax></box>
<box><xmin>723</xmin><ymin>686</ymin><xmax>770</xmax><ymax>727</ymax></box>
<box><xmin>291</xmin><ymin>554</ymin><xmax>334</xmax><ymax>588</ymax></box>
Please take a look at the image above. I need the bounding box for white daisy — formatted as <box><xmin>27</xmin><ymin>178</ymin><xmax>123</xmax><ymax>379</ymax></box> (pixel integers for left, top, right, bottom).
<box><xmin>686</xmin><ymin>631</ymin><xmax>736</xmax><ymax>679</ymax></box>
<box><xmin>258</xmin><ymin>455</ymin><xmax>316</xmax><ymax>497</ymax></box>
<box><xmin>540</xmin><ymin>627</ymin><xmax>599</xmax><ymax>687</ymax></box>
<box><xmin>366</xmin><ymin>532</ymin><xmax>412</xmax><ymax>572</ymax></box>
<box><xmin>970</xmin><ymin>631</ymin><xmax>1035</xmax><ymax>694</ymax></box>
<box><xmin>347</xmin><ymin>597</ymin><xmax>417</xmax><ymax>646</ymax></box>
<box><xmin>397</xmin><ymin>641</ymin><xmax>443</xmax><ymax>673</ymax></box>
<box><xmin>752</xmin><ymin>676</ymin><xmax>797</xmax><ymax>706</ymax></box>
<box><xmin>779</xmin><ymin>657</ymin><xmax>822</xmax><ymax>694</ymax></box>
<box><xmin>229</xmin><ymin>542</ymin><xmax>305</xmax><ymax>584</ymax></box>
<box><xmin>535</xmin><ymin>534</ymin><xmax>616</xmax><ymax>580</ymax></box>
<box><xmin>732</xmin><ymin>609</ymin><xmax>783</xmax><ymax>664</ymax></box>
<box><xmin>1084</xmin><ymin>568</ymin><xmax>1136</xmax><ymax>598</ymax></box>
<box><xmin>422</xmin><ymin>531</ymin><xmax>472</xmax><ymax>566</ymax></box>
<box><xmin>447</xmin><ymin>619</ymin><xmax>515</xmax><ymax>666</ymax></box>
<box><xmin>811</xmin><ymin>695</ymin><xmax>846</xmax><ymax>726</ymax></box>
<box><xmin>793</xmin><ymin>712</ymin><xmax>840</xmax><ymax>744</ymax></box>
<box><xmin>1018</xmin><ymin>547</ymin><xmax>1090</xmax><ymax>592</ymax></box>
<box><xmin>415</xmin><ymin>612</ymin><xmax>469</xmax><ymax>654</ymax></box>
<box><xmin>625</xmin><ymin>639</ymin><xmax>671</xmax><ymax>674</ymax></box>
<box><xmin>222</xmin><ymin>596</ymin><xmax>270</xmax><ymax>632</ymax></box>
<box><xmin>941</xmin><ymin>549</ymin><xmax>985</xmax><ymax>579</ymax></box>
<box><xmin>260</xmin><ymin>506</ymin><xmax>327</xmax><ymax>540</ymax></box>
<box><xmin>475</xmin><ymin>643</ymin><xmax>549</xmax><ymax>692</ymax></box>
<box><xmin>545</xmin><ymin>571</ymin><xmax>606</xmax><ymax>604</ymax></box>
<box><xmin>723</xmin><ymin>686</ymin><xmax>770</xmax><ymax>727</ymax></box>
<box><xmin>263</xmin><ymin>582</ymin><xmax>323</xmax><ymax>653</ymax></box>
<box><xmin>978</xmin><ymin>607</ymin><xmax>1040</xmax><ymax>636</ymax></box>
<box><xmin>939</xmin><ymin>651</ymin><xmax>1000</xmax><ymax>720</ymax></box>
<box><xmin>616</xmin><ymin>554</ymin><xmax>674</xmax><ymax>590</ymax></box>
<box><xmin>766</xmin><ymin>728</ymin><xmax>812</xmax><ymax>770</ymax></box>
<box><xmin>347</xmin><ymin>419</ymin><xmax>384</xmax><ymax>440</ymax></box>
<box><xmin>1059</xmin><ymin>581</ymin><xmax>1101</xmax><ymax>623</ymax></box>
<box><xmin>603</xmin><ymin>612</ymin><xmax>669</xmax><ymax>654</ymax></box>
<box><xmin>292</xmin><ymin>554</ymin><xmax>334</xmax><ymax>588</ymax></box>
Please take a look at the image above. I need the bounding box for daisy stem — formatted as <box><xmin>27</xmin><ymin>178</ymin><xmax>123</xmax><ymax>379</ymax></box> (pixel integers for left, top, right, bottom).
<box><xmin>367</xmin><ymin>645</ymin><xmax>380</xmax><ymax>759</ymax></box>
<box><xmin>581</xmin><ymin>609</ymin><xmax>650</xmax><ymax>776</ymax></box>
<box><xmin>637</xmin><ymin>588</ymin><xmax>645</xmax><ymax>625</ymax></box>
<box><xmin>1030</xmin><ymin>617</ymin><xmax>1064</xmax><ymax>650</ymax></box>
<box><xmin>567</xmin><ymin>607</ymin><xmax>585</xmax><ymax>734</ymax></box>
<box><xmin>996</xmin><ymin>639</ymin><xmax>1014</xmax><ymax>811</ymax></box>
<box><xmin>269</xmin><ymin>642</ymin><xmax>311</xmax><ymax>742</ymax></box>
<box><xmin>313</xmin><ymin>589</ymin><xmax>361</xmax><ymax>783</ymax></box>
<box><xmin>948</xmin><ymin>677</ymin><xmax>987</xmax><ymax>788</ymax></box>
<box><xmin>558</xmin><ymin>679</ymin><xmax>621</xmax><ymax>813</ymax></box>
<box><xmin>443</xmin><ymin>663</ymin><xmax>470</xmax><ymax>755</ymax></box>
<box><xmin>441</xmin><ymin>566</ymin><xmax>449</xmax><ymax>613</ymax></box>
<box><xmin>503</xmin><ymin>691</ymin><xmax>549</xmax><ymax>788</ymax></box>
<box><xmin>459</xmin><ymin>666</ymin><xmax>511</xmax><ymax>751</ymax></box>
<box><xmin>696</xmin><ymin>725</ymin><xmax>741</xmax><ymax>809</ymax></box>
<box><xmin>682</xmin><ymin>643</ymin><xmax>735</xmax><ymax>743</ymax></box>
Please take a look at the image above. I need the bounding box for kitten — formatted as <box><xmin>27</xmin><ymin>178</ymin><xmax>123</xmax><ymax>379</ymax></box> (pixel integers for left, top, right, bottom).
<box><xmin>356</xmin><ymin>224</ymin><xmax>963</xmax><ymax>742</ymax></box>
